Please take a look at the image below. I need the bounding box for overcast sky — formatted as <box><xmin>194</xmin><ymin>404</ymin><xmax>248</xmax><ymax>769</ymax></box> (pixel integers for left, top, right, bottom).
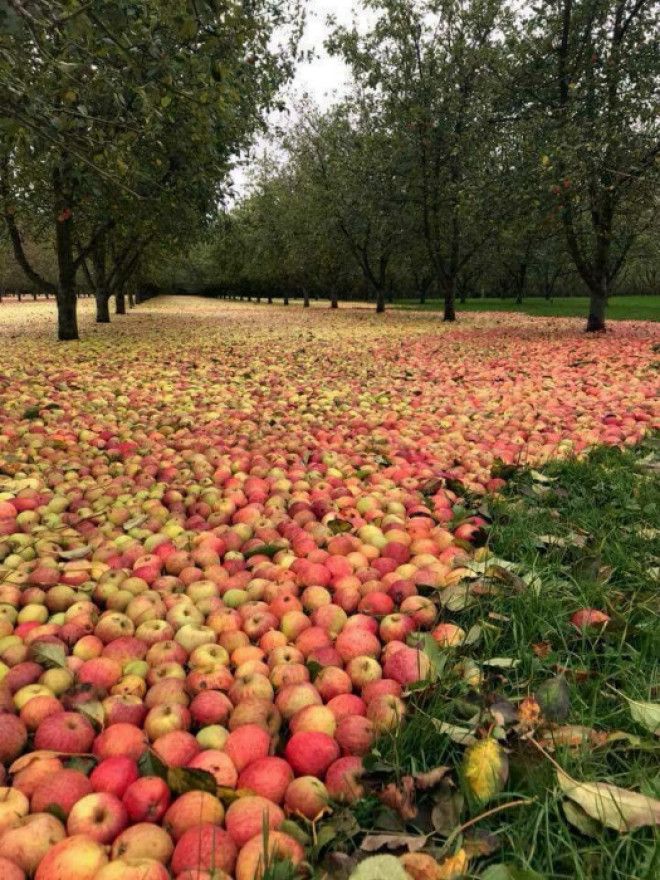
<box><xmin>294</xmin><ymin>0</ymin><xmax>358</xmax><ymax>106</ymax></box>
<box><xmin>231</xmin><ymin>1</ymin><xmax>364</xmax><ymax>197</ymax></box>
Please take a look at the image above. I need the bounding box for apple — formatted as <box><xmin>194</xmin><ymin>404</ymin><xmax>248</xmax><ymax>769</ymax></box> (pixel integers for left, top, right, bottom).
<box><xmin>0</xmin><ymin>787</ymin><xmax>29</xmax><ymax>837</ymax></box>
<box><xmin>0</xmin><ymin>812</ymin><xmax>66</xmax><ymax>875</ymax></box>
<box><xmin>0</xmin><ymin>714</ymin><xmax>27</xmax><ymax>764</ymax></box>
<box><xmin>346</xmin><ymin>655</ymin><xmax>382</xmax><ymax>689</ymax></box>
<box><xmin>335</xmin><ymin>715</ymin><xmax>375</xmax><ymax>755</ymax></box>
<box><xmin>34</xmin><ymin>835</ymin><xmax>108</xmax><ymax>880</ymax></box>
<box><xmin>325</xmin><ymin>756</ymin><xmax>364</xmax><ymax>802</ymax></box>
<box><xmin>383</xmin><ymin>645</ymin><xmax>431</xmax><ymax>685</ymax></box>
<box><xmin>327</xmin><ymin>693</ymin><xmax>367</xmax><ymax>720</ymax></box>
<box><xmin>34</xmin><ymin>711</ymin><xmax>95</xmax><ymax>753</ymax></box>
<box><xmin>164</xmin><ymin>791</ymin><xmax>225</xmax><ymax>841</ymax></box>
<box><xmin>90</xmin><ymin>756</ymin><xmax>139</xmax><ymax>798</ymax></box>
<box><xmin>275</xmin><ymin>682</ymin><xmax>322</xmax><ymax>720</ymax></box>
<box><xmin>0</xmin><ymin>856</ymin><xmax>24</xmax><ymax>880</ymax></box>
<box><xmin>366</xmin><ymin>694</ymin><xmax>406</xmax><ymax>732</ymax></box>
<box><xmin>111</xmin><ymin>822</ymin><xmax>174</xmax><ymax>863</ymax></box>
<box><xmin>335</xmin><ymin>628</ymin><xmax>381</xmax><ymax>662</ymax></box>
<box><xmin>67</xmin><ymin>792</ymin><xmax>128</xmax><ymax>844</ymax></box>
<box><xmin>227</xmin><ymin>698</ymin><xmax>281</xmax><ymax>736</ymax></box>
<box><xmin>196</xmin><ymin>724</ymin><xmax>229</xmax><ymax>749</ymax></box>
<box><xmin>31</xmin><ymin>768</ymin><xmax>93</xmax><ymax>816</ymax></box>
<box><xmin>93</xmin><ymin>722</ymin><xmax>148</xmax><ymax>761</ymax></box>
<box><xmin>145</xmin><ymin>703</ymin><xmax>191</xmax><ymax>741</ymax></box>
<box><xmin>171</xmin><ymin>823</ymin><xmax>237</xmax><ymax>876</ymax></box>
<box><xmin>234</xmin><ymin>831</ymin><xmax>304</xmax><ymax>880</ymax></box>
<box><xmin>187</xmin><ymin>750</ymin><xmax>238</xmax><ymax>788</ymax></box>
<box><xmin>289</xmin><ymin>704</ymin><xmax>337</xmax><ymax>736</ymax></box>
<box><xmin>95</xmin><ymin>858</ymin><xmax>169</xmax><ymax>880</ymax></box>
<box><xmin>284</xmin><ymin>776</ymin><xmax>330</xmax><ymax>820</ymax></box>
<box><xmin>190</xmin><ymin>690</ymin><xmax>233</xmax><ymax>726</ymax></box>
<box><xmin>223</xmin><ymin>723</ymin><xmax>270</xmax><ymax>773</ymax></box>
<box><xmin>315</xmin><ymin>666</ymin><xmax>352</xmax><ymax>701</ymax></box>
<box><xmin>284</xmin><ymin>731</ymin><xmax>339</xmax><ymax>778</ymax></box>
<box><xmin>236</xmin><ymin>756</ymin><xmax>294</xmax><ymax>804</ymax></box>
<box><xmin>122</xmin><ymin>777</ymin><xmax>171</xmax><ymax>823</ymax></box>
<box><xmin>224</xmin><ymin>795</ymin><xmax>284</xmax><ymax>848</ymax></box>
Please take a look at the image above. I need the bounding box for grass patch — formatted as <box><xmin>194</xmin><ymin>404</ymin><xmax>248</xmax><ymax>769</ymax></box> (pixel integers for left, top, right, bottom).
<box><xmin>393</xmin><ymin>295</ymin><xmax>660</xmax><ymax>322</ymax></box>
<box><xmin>319</xmin><ymin>441</ymin><xmax>660</xmax><ymax>879</ymax></box>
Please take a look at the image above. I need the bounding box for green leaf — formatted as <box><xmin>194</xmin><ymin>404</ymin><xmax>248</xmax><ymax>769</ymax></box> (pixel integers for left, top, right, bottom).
<box><xmin>419</xmin><ymin>632</ymin><xmax>446</xmax><ymax>680</ymax></box>
<box><xmin>306</xmin><ymin>660</ymin><xmax>323</xmax><ymax>681</ymax></box>
<box><xmin>22</xmin><ymin>406</ymin><xmax>41</xmax><ymax>420</ymax></box>
<box><xmin>167</xmin><ymin>766</ymin><xmax>217</xmax><ymax>796</ymax></box>
<box><xmin>31</xmin><ymin>643</ymin><xmax>67</xmax><ymax>669</ymax></box>
<box><xmin>43</xmin><ymin>803</ymin><xmax>68</xmax><ymax>824</ymax></box>
<box><xmin>279</xmin><ymin>818</ymin><xmax>312</xmax><ymax>846</ymax></box>
<box><xmin>536</xmin><ymin>676</ymin><xmax>570</xmax><ymax>722</ymax></box>
<box><xmin>243</xmin><ymin>543</ymin><xmax>284</xmax><ymax>559</ymax></box>
<box><xmin>65</xmin><ymin>755</ymin><xmax>97</xmax><ymax>775</ymax></box>
<box><xmin>328</xmin><ymin>518</ymin><xmax>352</xmax><ymax>535</ymax></box>
<box><xmin>138</xmin><ymin>749</ymin><xmax>168</xmax><ymax>780</ymax></box>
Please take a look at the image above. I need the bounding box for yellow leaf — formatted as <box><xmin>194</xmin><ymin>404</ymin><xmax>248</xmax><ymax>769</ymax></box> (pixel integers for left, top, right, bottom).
<box><xmin>463</xmin><ymin>738</ymin><xmax>508</xmax><ymax>802</ymax></box>
<box><xmin>556</xmin><ymin>768</ymin><xmax>660</xmax><ymax>832</ymax></box>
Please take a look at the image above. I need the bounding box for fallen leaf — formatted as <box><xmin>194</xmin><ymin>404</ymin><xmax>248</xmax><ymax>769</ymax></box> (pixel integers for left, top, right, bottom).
<box><xmin>58</xmin><ymin>544</ymin><xmax>92</xmax><ymax>560</ymax></box>
<box><xmin>349</xmin><ymin>854</ymin><xmax>410</xmax><ymax>880</ymax></box>
<box><xmin>539</xmin><ymin>725</ymin><xmax>607</xmax><ymax>749</ymax></box>
<box><xmin>463</xmin><ymin>738</ymin><xmax>509</xmax><ymax>803</ymax></box>
<box><xmin>413</xmin><ymin>766</ymin><xmax>451</xmax><ymax>790</ymax></box>
<box><xmin>378</xmin><ymin>777</ymin><xmax>417</xmax><ymax>821</ymax></box>
<box><xmin>31</xmin><ymin>643</ymin><xmax>68</xmax><ymax>669</ymax></box>
<box><xmin>562</xmin><ymin>800</ymin><xmax>602</xmax><ymax>837</ymax></box>
<box><xmin>432</xmin><ymin>720</ymin><xmax>477</xmax><ymax>745</ymax></box>
<box><xmin>536</xmin><ymin>675</ymin><xmax>570</xmax><ymax>722</ymax></box>
<box><xmin>483</xmin><ymin>657</ymin><xmax>520</xmax><ymax>669</ymax></box>
<box><xmin>622</xmin><ymin>695</ymin><xmax>660</xmax><ymax>737</ymax></box>
<box><xmin>360</xmin><ymin>833</ymin><xmax>428</xmax><ymax>853</ymax></box>
<box><xmin>438</xmin><ymin>583</ymin><xmax>477</xmax><ymax>611</ymax></box>
<box><xmin>556</xmin><ymin>767</ymin><xmax>660</xmax><ymax>832</ymax></box>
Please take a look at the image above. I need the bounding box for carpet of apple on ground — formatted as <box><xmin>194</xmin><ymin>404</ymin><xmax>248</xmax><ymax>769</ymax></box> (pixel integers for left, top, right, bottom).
<box><xmin>0</xmin><ymin>297</ymin><xmax>658</xmax><ymax>880</ymax></box>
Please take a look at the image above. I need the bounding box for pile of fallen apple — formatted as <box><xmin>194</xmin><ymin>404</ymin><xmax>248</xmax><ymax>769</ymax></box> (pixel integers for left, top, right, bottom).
<box><xmin>0</xmin><ymin>469</ymin><xmax>492</xmax><ymax>880</ymax></box>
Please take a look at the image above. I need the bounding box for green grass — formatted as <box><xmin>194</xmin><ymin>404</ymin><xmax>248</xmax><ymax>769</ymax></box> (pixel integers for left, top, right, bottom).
<box><xmin>394</xmin><ymin>295</ymin><xmax>660</xmax><ymax>322</ymax></box>
<box><xmin>312</xmin><ymin>440</ymin><xmax>660</xmax><ymax>879</ymax></box>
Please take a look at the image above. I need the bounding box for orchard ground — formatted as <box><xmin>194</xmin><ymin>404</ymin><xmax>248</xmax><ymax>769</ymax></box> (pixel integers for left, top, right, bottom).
<box><xmin>0</xmin><ymin>296</ymin><xmax>658</xmax><ymax>880</ymax></box>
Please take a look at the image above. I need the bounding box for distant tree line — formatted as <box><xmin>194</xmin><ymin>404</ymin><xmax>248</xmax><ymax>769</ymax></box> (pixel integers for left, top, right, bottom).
<box><xmin>159</xmin><ymin>0</ymin><xmax>658</xmax><ymax>331</ymax></box>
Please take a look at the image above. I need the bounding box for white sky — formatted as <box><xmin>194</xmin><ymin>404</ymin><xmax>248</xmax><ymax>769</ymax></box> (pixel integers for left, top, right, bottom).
<box><xmin>231</xmin><ymin>1</ymin><xmax>364</xmax><ymax>197</ymax></box>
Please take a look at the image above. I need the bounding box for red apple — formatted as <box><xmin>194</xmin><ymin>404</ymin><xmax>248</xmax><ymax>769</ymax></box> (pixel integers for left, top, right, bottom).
<box><xmin>284</xmin><ymin>731</ymin><xmax>339</xmax><ymax>778</ymax></box>
<box><xmin>122</xmin><ymin>776</ymin><xmax>171</xmax><ymax>823</ymax></box>
<box><xmin>67</xmin><ymin>792</ymin><xmax>128</xmax><ymax>844</ymax></box>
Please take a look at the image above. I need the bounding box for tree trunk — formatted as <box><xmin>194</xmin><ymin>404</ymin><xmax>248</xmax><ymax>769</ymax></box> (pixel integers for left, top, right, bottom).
<box><xmin>303</xmin><ymin>289</ymin><xmax>310</xmax><ymax>308</ymax></box>
<box><xmin>441</xmin><ymin>277</ymin><xmax>456</xmax><ymax>322</ymax></box>
<box><xmin>283</xmin><ymin>295</ymin><xmax>289</xmax><ymax>305</ymax></box>
<box><xmin>267</xmin><ymin>295</ymin><xmax>273</xmax><ymax>304</ymax></box>
<box><xmin>419</xmin><ymin>291</ymin><xmax>426</xmax><ymax>305</ymax></box>
<box><xmin>128</xmin><ymin>291</ymin><xmax>135</xmax><ymax>308</ymax></box>
<box><xmin>115</xmin><ymin>289</ymin><xmax>126</xmax><ymax>315</ymax></box>
<box><xmin>95</xmin><ymin>291</ymin><xmax>110</xmax><ymax>323</ymax></box>
<box><xmin>56</xmin><ymin>279</ymin><xmax>78</xmax><ymax>340</ymax></box>
<box><xmin>586</xmin><ymin>277</ymin><xmax>607</xmax><ymax>331</ymax></box>
<box><xmin>330</xmin><ymin>291</ymin><xmax>338</xmax><ymax>309</ymax></box>
<box><xmin>375</xmin><ymin>288</ymin><xmax>385</xmax><ymax>313</ymax></box>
